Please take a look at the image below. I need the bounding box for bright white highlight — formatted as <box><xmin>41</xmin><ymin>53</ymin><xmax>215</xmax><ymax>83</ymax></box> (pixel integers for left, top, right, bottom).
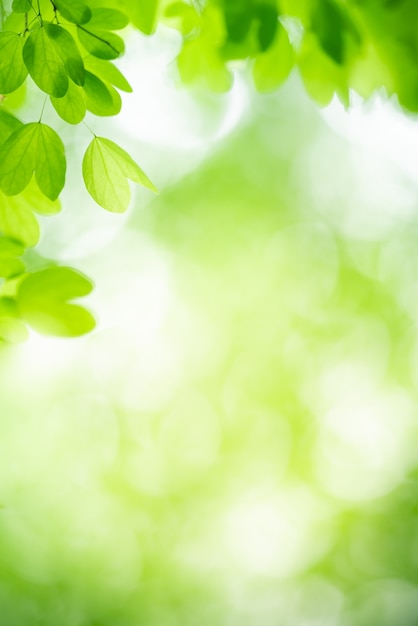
<box><xmin>221</xmin><ymin>488</ymin><xmax>333</xmax><ymax>577</ymax></box>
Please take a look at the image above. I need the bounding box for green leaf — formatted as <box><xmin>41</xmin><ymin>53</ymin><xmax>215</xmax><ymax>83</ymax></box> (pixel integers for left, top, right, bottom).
<box><xmin>0</xmin><ymin>297</ymin><xmax>28</xmax><ymax>343</ymax></box>
<box><xmin>12</xmin><ymin>0</ymin><xmax>31</xmax><ymax>13</ymax></box>
<box><xmin>77</xmin><ymin>26</ymin><xmax>124</xmax><ymax>60</ymax></box>
<box><xmin>17</xmin><ymin>267</ymin><xmax>95</xmax><ymax>337</ymax></box>
<box><xmin>0</xmin><ymin>110</ymin><xmax>23</xmax><ymax>146</ymax></box>
<box><xmin>0</xmin><ymin>237</ymin><xmax>25</xmax><ymax>278</ymax></box>
<box><xmin>83</xmin><ymin>70</ymin><xmax>121</xmax><ymax>116</ymax></box>
<box><xmin>253</xmin><ymin>22</ymin><xmax>294</xmax><ymax>92</ymax></box>
<box><xmin>45</xmin><ymin>24</ymin><xmax>85</xmax><ymax>86</ymax></box>
<box><xmin>120</xmin><ymin>0</ymin><xmax>160</xmax><ymax>35</ymax></box>
<box><xmin>23</xmin><ymin>25</ymin><xmax>69</xmax><ymax>97</ymax></box>
<box><xmin>84</xmin><ymin>56</ymin><xmax>132</xmax><ymax>92</ymax></box>
<box><xmin>0</xmin><ymin>181</ymin><xmax>60</xmax><ymax>248</ymax></box>
<box><xmin>51</xmin><ymin>80</ymin><xmax>86</xmax><ymax>124</ymax></box>
<box><xmin>0</xmin><ymin>122</ymin><xmax>66</xmax><ymax>201</ymax></box>
<box><xmin>54</xmin><ymin>0</ymin><xmax>92</xmax><ymax>25</ymax></box>
<box><xmin>0</xmin><ymin>32</ymin><xmax>28</xmax><ymax>94</ymax></box>
<box><xmin>87</xmin><ymin>8</ymin><xmax>129</xmax><ymax>30</ymax></box>
<box><xmin>82</xmin><ymin>137</ymin><xmax>157</xmax><ymax>213</ymax></box>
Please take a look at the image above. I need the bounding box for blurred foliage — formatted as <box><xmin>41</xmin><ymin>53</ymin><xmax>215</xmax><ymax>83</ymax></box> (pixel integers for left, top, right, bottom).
<box><xmin>0</xmin><ymin>0</ymin><xmax>417</xmax><ymax>337</ymax></box>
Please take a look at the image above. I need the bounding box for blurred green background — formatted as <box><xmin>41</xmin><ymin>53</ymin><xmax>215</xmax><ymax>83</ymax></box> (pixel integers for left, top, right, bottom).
<box><xmin>2</xmin><ymin>25</ymin><xmax>418</xmax><ymax>626</ymax></box>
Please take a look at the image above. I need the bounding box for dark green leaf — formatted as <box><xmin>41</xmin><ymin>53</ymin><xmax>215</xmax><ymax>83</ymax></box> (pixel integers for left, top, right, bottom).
<box><xmin>0</xmin><ymin>122</ymin><xmax>66</xmax><ymax>201</ymax></box>
<box><xmin>23</xmin><ymin>26</ymin><xmax>69</xmax><ymax>97</ymax></box>
<box><xmin>54</xmin><ymin>0</ymin><xmax>92</xmax><ymax>25</ymax></box>
<box><xmin>256</xmin><ymin>4</ymin><xmax>278</xmax><ymax>52</ymax></box>
<box><xmin>82</xmin><ymin>136</ymin><xmax>157</xmax><ymax>213</ymax></box>
<box><xmin>17</xmin><ymin>267</ymin><xmax>95</xmax><ymax>337</ymax></box>
<box><xmin>77</xmin><ymin>26</ymin><xmax>124</xmax><ymax>60</ymax></box>
<box><xmin>0</xmin><ymin>32</ymin><xmax>28</xmax><ymax>94</ymax></box>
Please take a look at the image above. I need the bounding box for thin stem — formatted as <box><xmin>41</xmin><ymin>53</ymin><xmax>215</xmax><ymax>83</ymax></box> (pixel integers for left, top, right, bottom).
<box><xmin>38</xmin><ymin>95</ymin><xmax>47</xmax><ymax>122</ymax></box>
<box><xmin>83</xmin><ymin>121</ymin><xmax>96</xmax><ymax>137</ymax></box>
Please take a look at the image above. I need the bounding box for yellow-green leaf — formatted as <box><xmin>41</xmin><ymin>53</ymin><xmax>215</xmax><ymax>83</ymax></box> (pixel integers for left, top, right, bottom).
<box><xmin>82</xmin><ymin>136</ymin><xmax>157</xmax><ymax>213</ymax></box>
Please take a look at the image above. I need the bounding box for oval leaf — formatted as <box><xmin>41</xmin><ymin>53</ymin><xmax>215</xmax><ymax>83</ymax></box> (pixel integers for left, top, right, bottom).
<box><xmin>54</xmin><ymin>0</ymin><xmax>92</xmax><ymax>25</ymax></box>
<box><xmin>0</xmin><ymin>32</ymin><xmax>28</xmax><ymax>94</ymax></box>
<box><xmin>51</xmin><ymin>80</ymin><xmax>86</xmax><ymax>124</ymax></box>
<box><xmin>83</xmin><ymin>70</ymin><xmax>121</xmax><ymax>116</ymax></box>
<box><xmin>82</xmin><ymin>136</ymin><xmax>157</xmax><ymax>213</ymax></box>
<box><xmin>45</xmin><ymin>24</ymin><xmax>85</xmax><ymax>86</ymax></box>
<box><xmin>23</xmin><ymin>26</ymin><xmax>69</xmax><ymax>97</ymax></box>
<box><xmin>77</xmin><ymin>26</ymin><xmax>124</xmax><ymax>60</ymax></box>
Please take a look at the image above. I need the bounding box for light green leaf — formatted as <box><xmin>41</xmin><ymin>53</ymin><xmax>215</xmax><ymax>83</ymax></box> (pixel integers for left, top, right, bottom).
<box><xmin>0</xmin><ymin>181</ymin><xmax>60</xmax><ymax>248</ymax></box>
<box><xmin>83</xmin><ymin>70</ymin><xmax>121</xmax><ymax>116</ymax></box>
<box><xmin>12</xmin><ymin>0</ymin><xmax>31</xmax><ymax>13</ymax></box>
<box><xmin>0</xmin><ymin>32</ymin><xmax>28</xmax><ymax>94</ymax></box>
<box><xmin>17</xmin><ymin>267</ymin><xmax>95</xmax><ymax>337</ymax></box>
<box><xmin>0</xmin><ymin>122</ymin><xmax>66</xmax><ymax>201</ymax></box>
<box><xmin>87</xmin><ymin>8</ymin><xmax>129</xmax><ymax>30</ymax></box>
<box><xmin>82</xmin><ymin>136</ymin><xmax>157</xmax><ymax>213</ymax></box>
<box><xmin>77</xmin><ymin>26</ymin><xmax>124</xmax><ymax>60</ymax></box>
<box><xmin>23</xmin><ymin>25</ymin><xmax>69</xmax><ymax>97</ymax></box>
<box><xmin>0</xmin><ymin>110</ymin><xmax>23</xmax><ymax>146</ymax></box>
<box><xmin>51</xmin><ymin>80</ymin><xmax>86</xmax><ymax>124</ymax></box>
<box><xmin>120</xmin><ymin>0</ymin><xmax>160</xmax><ymax>35</ymax></box>
<box><xmin>253</xmin><ymin>23</ymin><xmax>294</xmax><ymax>92</ymax></box>
<box><xmin>54</xmin><ymin>0</ymin><xmax>92</xmax><ymax>25</ymax></box>
<box><xmin>84</xmin><ymin>56</ymin><xmax>132</xmax><ymax>92</ymax></box>
<box><xmin>0</xmin><ymin>237</ymin><xmax>25</xmax><ymax>278</ymax></box>
<box><xmin>0</xmin><ymin>297</ymin><xmax>28</xmax><ymax>343</ymax></box>
<box><xmin>45</xmin><ymin>24</ymin><xmax>85</xmax><ymax>86</ymax></box>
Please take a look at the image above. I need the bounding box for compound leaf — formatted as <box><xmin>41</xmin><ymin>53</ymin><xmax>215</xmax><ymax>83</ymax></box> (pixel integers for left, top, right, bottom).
<box><xmin>82</xmin><ymin>136</ymin><xmax>157</xmax><ymax>213</ymax></box>
<box><xmin>0</xmin><ymin>122</ymin><xmax>66</xmax><ymax>201</ymax></box>
<box><xmin>0</xmin><ymin>32</ymin><xmax>28</xmax><ymax>94</ymax></box>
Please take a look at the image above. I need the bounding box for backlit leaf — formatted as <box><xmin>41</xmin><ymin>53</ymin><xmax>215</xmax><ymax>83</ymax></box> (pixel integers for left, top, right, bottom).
<box><xmin>87</xmin><ymin>8</ymin><xmax>129</xmax><ymax>30</ymax></box>
<box><xmin>0</xmin><ymin>123</ymin><xmax>66</xmax><ymax>201</ymax></box>
<box><xmin>84</xmin><ymin>56</ymin><xmax>132</xmax><ymax>92</ymax></box>
<box><xmin>0</xmin><ymin>110</ymin><xmax>23</xmax><ymax>146</ymax></box>
<box><xmin>54</xmin><ymin>0</ymin><xmax>92</xmax><ymax>25</ymax></box>
<box><xmin>82</xmin><ymin>136</ymin><xmax>157</xmax><ymax>213</ymax></box>
<box><xmin>12</xmin><ymin>0</ymin><xmax>31</xmax><ymax>13</ymax></box>
<box><xmin>23</xmin><ymin>25</ymin><xmax>69</xmax><ymax>97</ymax></box>
<box><xmin>17</xmin><ymin>267</ymin><xmax>95</xmax><ymax>337</ymax></box>
<box><xmin>51</xmin><ymin>80</ymin><xmax>86</xmax><ymax>124</ymax></box>
<box><xmin>83</xmin><ymin>71</ymin><xmax>121</xmax><ymax>116</ymax></box>
<box><xmin>77</xmin><ymin>26</ymin><xmax>124</xmax><ymax>60</ymax></box>
<box><xmin>45</xmin><ymin>24</ymin><xmax>85</xmax><ymax>86</ymax></box>
<box><xmin>0</xmin><ymin>32</ymin><xmax>28</xmax><ymax>94</ymax></box>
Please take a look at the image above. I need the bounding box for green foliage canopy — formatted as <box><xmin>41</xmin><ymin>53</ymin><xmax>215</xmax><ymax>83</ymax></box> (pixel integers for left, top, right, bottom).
<box><xmin>0</xmin><ymin>0</ymin><xmax>415</xmax><ymax>341</ymax></box>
